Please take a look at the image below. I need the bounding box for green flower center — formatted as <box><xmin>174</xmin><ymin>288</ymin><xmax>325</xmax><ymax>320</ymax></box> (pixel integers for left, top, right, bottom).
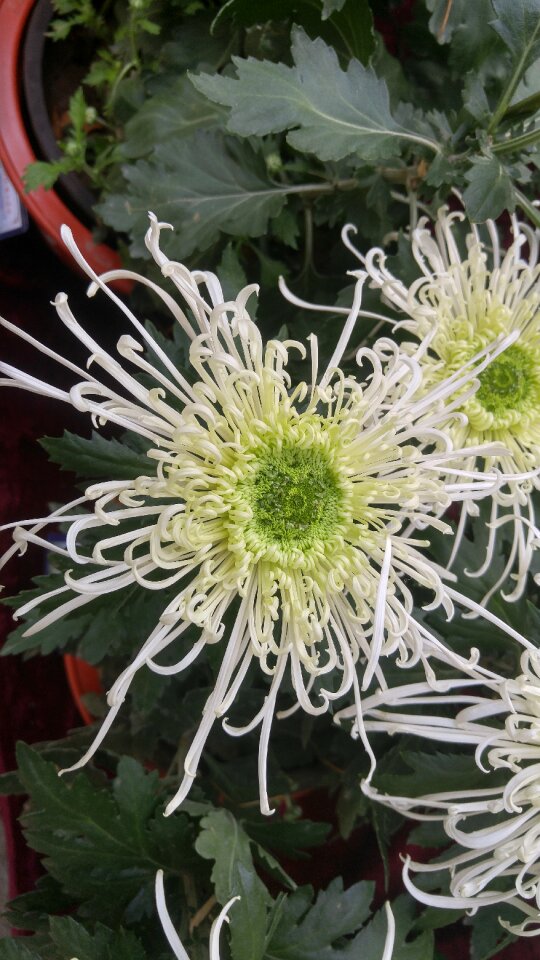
<box><xmin>476</xmin><ymin>345</ymin><xmax>535</xmax><ymax>416</ymax></box>
<box><xmin>246</xmin><ymin>446</ymin><xmax>343</xmax><ymax>549</ymax></box>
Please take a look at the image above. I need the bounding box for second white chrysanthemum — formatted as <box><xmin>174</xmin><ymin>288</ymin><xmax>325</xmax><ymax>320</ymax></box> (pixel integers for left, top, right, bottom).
<box><xmin>351</xmin><ymin>655</ymin><xmax>540</xmax><ymax>937</ymax></box>
<box><xmin>345</xmin><ymin>206</ymin><xmax>540</xmax><ymax>603</ymax></box>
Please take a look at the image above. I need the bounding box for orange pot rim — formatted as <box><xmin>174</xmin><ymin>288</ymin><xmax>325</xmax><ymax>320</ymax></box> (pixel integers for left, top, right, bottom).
<box><xmin>63</xmin><ymin>653</ymin><xmax>102</xmax><ymax>726</ymax></box>
<box><xmin>0</xmin><ymin>0</ymin><xmax>125</xmax><ymax>280</ymax></box>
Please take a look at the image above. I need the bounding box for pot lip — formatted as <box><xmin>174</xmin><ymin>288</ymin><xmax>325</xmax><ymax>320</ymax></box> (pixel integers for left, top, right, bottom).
<box><xmin>63</xmin><ymin>654</ymin><xmax>102</xmax><ymax>726</ymax></box>
<box><xmin>0</xmin><ymin>0</ymin><xmax>124</xmax><ymax>279</ymax></box>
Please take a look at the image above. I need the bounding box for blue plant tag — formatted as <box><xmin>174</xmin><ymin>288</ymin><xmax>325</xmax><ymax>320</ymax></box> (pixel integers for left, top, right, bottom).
<box><xmin>0</xmin><ymin>160</ymin><xmax>28</xmax><ymax>239</ymax></box>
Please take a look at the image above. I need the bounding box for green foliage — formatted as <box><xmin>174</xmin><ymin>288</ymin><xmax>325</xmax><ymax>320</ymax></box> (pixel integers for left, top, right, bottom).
<box><xmin>213</xmin><ymin>0</ymin><xmax>376</xmax><ymax>64</ymax></box>
<box><xmin>40</xmin><ymin>430</ymin><xmax>149</xmax><ymax>480</ymax></box>
<box><xmin>96</xmin><ymin>133</ymin><xmax>291</xmax><ymax>259</ymax></box>
<box><xmin>2</xmin><ymin>746</ymin><xmax>432</xmax><ymax>959</ymax></box>
<box><xmin>462</xmin><ymin>156</ymin><xmax>515</xmax><ymax>220</ymax></box>
<box><xmin>14</xmin><ymin>745</ymin><xmax>199</xmax><ymax>925</ymax></box>
<box><xmin>121</xmin><ymin>77</ymin><xmax>224</xmax><ymax>160</ymax></box>
<box><xmin>24</xmin><ymin>0</ymin><xmax>540</xmax><ymax>276</ymax></box>
<box><xmin>49</xmin><ymin>918</ymin><xmax>148</xmax><ymax>960</ymax></box>
<box><xmin>467</xmin><ymin>903</ymin><xmax>516</xmax><ymax>959</ymax></box>
<box><xmin>376</xmin><ymin>749</ymin><xmax>496</xmax><ymax>800</ymax></box>
<box><xmin>490</xmin><ymin>0</ymin><xmax>540</xmax><ymax>68</ymax></box>
<box><xmin>267</xmin><ymin>877</ymin><xmax>374</xmax><ymax>958</ymax></box>
<box><xmin>192</xmin><ymin>28</ymin><xmax>440</xmax><ymax>162</ymax></box>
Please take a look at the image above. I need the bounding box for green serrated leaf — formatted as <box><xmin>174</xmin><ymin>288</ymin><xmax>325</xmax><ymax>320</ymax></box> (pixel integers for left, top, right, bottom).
<box><xmin>212</xmin><ymin>0</ymin><xmax>374</xmax><ymax>63</ymax></box>
<box><xmin>49</xmin><ymin>916</ymin><xmax>108</xmax><ymax>960</ymax></box>
<box><xmin>14</xmin><ymin>744</ymin><xmax>198</xmax><ymax>925</ymax></box>
<box><xmin>377</xmin><ymin>749</ymin><xmax>494</xmax><ymax>800</ymax></box>
<box><xmin>463</xmin><ymin>156</ymin><xmax>515</xmax><ymax>220</ymax></box>
<box><xmin>245</xmin><ymin>816</ymin><xmax>331</xmax><ymax>855</ymax></box>
<box><xmin>6</xmin><ymin>874</ymin><xmax>72</xmax><ymax>934</ymax></box>
<box><xmin>121</xmin><ymin>76</ymin><xmax>223</xmax><ymax>159</ymax></box>
<box><xmin>69</xmin><ymin>87</ymin><xmax>88</xmax><ymax>137</ymax></box>
<box><xmin>428</xmin><ymin>0</ymin><xmax>502</xmax><ymax>74</ymax></box>
<box><xmin>463</xmin><ymin>73</ymin><xmax>491</xmax><ymax>121</ymax></box>
<box><xmin>490</xmin><ymin>0</ymin><xmax>540</xmax><ymax>66</ymax></box>
<box><xmin>98</xmin><ymin>132</ymin><xmax>289</xmax><ymax>259</ymax></box>
<box><xmin>48</xmin><ymin>916</ymin><xmax>148</xmax><ymax>960</ymax></box>
<box><xmin>1</xmin><ymin>568</ymin><xmax>92</xmax><ymax>659</ymax></box>
<box><xmin>468</xmin><ymin>902</ymin><xmax>517</xmax><ymax>959</ymax></box>
<box><xmin>40</xmin><ymin>431</ymin><xmax>149</xmax><ymax>480</ymax></box>
<box><xmin>192</xmin><ymin>27</ymin><xmax>439</xmax><ymax>163</ymax></box>
<box><xmin>217</xmin><ymin>244</ymin><xmax>248</xmax><ymax>303</ymax></box>
<box><xmin>293</xmin><ymin>877</ymin><xmax>374</xmax><ymax>947</ymax></box>
<box><xmin>23</xmin><ymin>159</ymin><xmax>71</xmax><ymax>192</ymax></box>
<box><xmin>266</xmin><ymin>878</ymin><xmax>379</xmax><ymax>959</ymax></box>
<box><xmin>195</xmin><ymin>809</ymin><xmax>269</xmax><ymax>905</ymax></box>
<box><xmin>195</xmin><ymin>809</ymin><xmax>270</xmax><ymax>960</ymax></box>
<box><xmin>390</xmin><ymin>895</ymin><xmax>434</xmax><ymax>960</ymax></box>
<box><xmin>229</xmin><ymin>863</ymin><xmax>268</xmax><ymax>960</ymax></box>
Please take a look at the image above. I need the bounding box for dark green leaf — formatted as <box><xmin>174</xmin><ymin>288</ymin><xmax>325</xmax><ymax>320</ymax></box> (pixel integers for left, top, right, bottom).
<box><xmin>490</xmin><ymin>0</ymin><xmax>540</xmax><ymax>70</ymax></box>
<box><xmin>442</xmin><ymin>0</ymin><xmax>503</xmax><ymax>73</ymax></box>
<box><xmin>121</xmin><ymin>77</ymin><xmax>223</xmax><ymax>159</ymax></box>
<box><xmin>49</xmin><ymin>916</ymin><xmax>108</xmax><ymax>960</ymax></box>
<box><xmin>6</xmin><ymin>875</ymin><xmax>72</xmax><ymax>934</ymax></box>
<box><xmin>377</xmin><ymin>750</ymin><xmax>493</xmax><ymax>800</ymax></box>
<box><xmin>49</xmin><ymin>917</ymin><xmax>148</xmax><ymax>960</ymax></box>
<box><xmin>192</xmin><ymin>28</ymin><xmax>439</xmax><ymax>162</ymax></box>
<box><xmin>40</xmin><ymin>431</ymin><xmax>149</xmax><ymax>481</ymax></box>
<box><xmin>463</xmin><ymin>156</ymin><xmax>515</xmax><ymax>220</ymax></box>
<box><xmin>265</xmin><ymin>878</ymin><xmax>382</xmax><ymax>959</ymax></box>
<box><xmin>229</xmin><ymin>863</ymin><xmax>268</xmax><ymax>960</ymax></box>
<box><xmin>245</xmin><ymin>817</ymin><xmax>331</xmax><ymax>854</ymax></box>
<box><xmin>195</xmin><ymin>809</ymin><xmax>270</xmax><ymax>960</ymax></box>
<box><xmin>212</xmin><ymin>0</ymin><xmax>374</xmax><ymax>63</ymax></box>
<box><xmin>0</xmin><ymin>768</ymin><xmax>24</xmax><ymax>795</ymax></box>
<box><xmin>24</xmin><ymin>160</ymin><xmax>71</xmax><ymax>192</ymax></box>
<box><xmin>0</xmin><ymin>943</ymin><xmax>40</xmax><ymax>959</ymax></box>
<box><xmin>195</xmin><ymin>808</ymin><xmax>270</xmax><ymax>904</ymax></box>
<box><xmin>217</xmin><ymin>244</ymin><xmax>248</xmax><ymax>303</ymax></box>
<box><xmin>468</xmin><ymin>903</ymin><xmax>517</xmax><ymax>958</ymax></box>
<box><xmin>15</xmin><ymin>745</ymin><xmax>198</xmax><ymax>924</ymax></box>
<box><xmin>1</xmin><ymin>569</ymin><xmax>89</xmax><ymax>658</ymax></box>
<box><xmin>98</xmin><ymin>133</ymin><xmax>289</xmax><ymax>259</ymax></box>
<box><xmin>69</xmin><ymin>88</ymin><xmax>88</xmax><ymax>137</ymax></box>
<box><xmin>387</xmin><ymin>896</ymin><xmax>434</xmax><ymax>960</ymax></box>
<box><xmin>291</xmin><ymin>877</ymin><xmax>373</xmax><ymax>946</ymax></box>
<box><xmin>462</xmin><ymin>73</ymin><xmax>491</xmax><ymax>121</ymax></box>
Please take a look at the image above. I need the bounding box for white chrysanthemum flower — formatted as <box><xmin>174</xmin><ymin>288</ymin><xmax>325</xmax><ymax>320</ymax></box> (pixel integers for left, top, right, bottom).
<box><xmin>0</xmin><ymin>216</ymin><xmax>527</xmax><ymax>816</ymax></box>
<box><xmin>343</xmin><ymin>655</ymin><xmax>540</xmax><ymax>937</ymax></box>
<box><xmin>342</xmin><ymin>206</ymin><xmax>540</xmax><ymax>603</ymax></box>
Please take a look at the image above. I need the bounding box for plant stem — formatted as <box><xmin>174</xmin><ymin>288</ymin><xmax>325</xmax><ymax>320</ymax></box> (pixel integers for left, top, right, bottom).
<box><xmin>492</xmin><ymin>126</ymin><xmax>540</xmax><ymax>154</ymax></box>
<box><xmin>282</xmin><ymin>178</ymin><xmax>359</xmax><ymax>197</ymax></box>
<box><xmin>301</xmin><ymin>204</ymin><xmax>314</xmax><ymax>279</ymax></box>
<box><xmin>515</xmin><ymin>189</ymin><xmax>540</xmax><ymax>228</ymax></box>
<box><xmin>504</xmin><ymin>89</ymin><xmax>540</xmax><ymax>119</ymax></box>
<box><xmin>487</xmin><ymin>19</ymin><xmax>540</xmax><ymax>134</ymax></box>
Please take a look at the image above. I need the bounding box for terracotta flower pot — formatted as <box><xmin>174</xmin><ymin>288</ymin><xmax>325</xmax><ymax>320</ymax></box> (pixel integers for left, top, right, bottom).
<box><xmin>63</xmin><ymin>654</ymin><xmax>102</xmax><ymax>726</ymax></box>
<box><xmin>0</xmin><ymin>0</ymin><xmax>123</xmax><ymax>280</ymax></box>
